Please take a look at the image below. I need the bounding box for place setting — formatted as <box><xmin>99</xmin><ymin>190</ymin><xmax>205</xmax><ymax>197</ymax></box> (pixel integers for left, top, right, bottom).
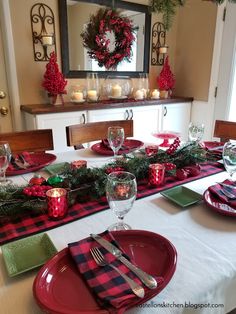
<box><xmin>31</xmin><ymin>170</ymin><xmax>177</xmax><ymax>313</ymax></box>
<box><xmin>91</xmin><ymin>126</ymin><xmax>144</xmax><ymax>157</ymax></box>
<box><xmin>203</xmin><ymin>140</ymin><xmax>236</xmax><ymax>216</ymax></box>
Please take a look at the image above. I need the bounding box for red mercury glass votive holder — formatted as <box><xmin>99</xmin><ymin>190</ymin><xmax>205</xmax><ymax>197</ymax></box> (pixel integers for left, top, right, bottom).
<box><xmin>145</xmin><ymin>145</ymin><xmax>159</xmax><ymax>157</ymax></box>
<box><xmin>71</xmin><ymin>160</ymin><xmax>87</xmax><ymax>169</ymax></box>
<box><xmin>46</xmin><ymin>188</ymin><xmax>68</xmax><ymax>220</ymax></box>
<box><xmin>148</xmin><ymin>163</ymin><xmax>165</xmax><ymax>187</ymax></box>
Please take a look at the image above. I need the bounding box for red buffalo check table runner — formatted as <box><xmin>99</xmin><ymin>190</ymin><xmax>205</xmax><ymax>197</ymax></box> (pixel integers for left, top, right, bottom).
<box><xmin>68</xmin><ymin>230</ymin><xmax>163</xmax><ymax>313</ymax></box>
<box><xmin>0</xmin><ymin>162</ymin><xmax>224</xmax><ymax>245</ymax></box>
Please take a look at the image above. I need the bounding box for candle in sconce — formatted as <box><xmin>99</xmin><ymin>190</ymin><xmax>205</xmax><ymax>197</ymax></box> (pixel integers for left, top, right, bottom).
<box><xmin>151</xmin><ymin>89</ymin><xmax>160</xmax><ymax>99</ymax></box>
<box><xmin>42</xmin><ymin>35</ymin><xmax>53</xmax><ymax>46</ymax></box>
<box><xmin>112</xmin><ymin>84</ymin><xmax>122</xmax><ymax>98</ymax></box>
<box><xmin>46</xmin><ymin>188</ymin><xmax>68</xmax><ymax>219</ymax></box>
<box><xmin>87</xmin><ymin>90</ymin><xmax>98</xmax><ymax>101</ymax></box>
<box><xmin>159</xmin><ymin>46</ymin><xmax>168</xmax><ymax>54</ymax></box>
<box><xmin>72</xmin><ymin>91</ymin><xmax>84</xmax><ymax>101</ymax></box>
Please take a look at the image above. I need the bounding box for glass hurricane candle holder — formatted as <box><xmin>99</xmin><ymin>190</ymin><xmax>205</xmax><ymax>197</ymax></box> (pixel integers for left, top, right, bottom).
<box><xmin>133</xmin><ymin>73</ymin><xmax>149</xmax><ymax>100</ymax></box>
<box><xmin>46</xmin><ymin>188</ymin><xmax>68</xmax><ymax>220</ymax></box>
<box><xmin>70</xmin><ymin>85</ymin><xmax>86</xmax><ymax>103</ymax></box>
<box><xmin>148</xmin><ymin>164</ymin><xmax>165</xmax><ymax>187</ymax></box>
<box><xmin>102</xmin><ymin>76</ymin><xmax>132</xmax><ymax>99</ymax></box>
<box><xmin>86</xmin><ymin>73</ymin><xmax>100</xmax><ymax>102</ymax></box>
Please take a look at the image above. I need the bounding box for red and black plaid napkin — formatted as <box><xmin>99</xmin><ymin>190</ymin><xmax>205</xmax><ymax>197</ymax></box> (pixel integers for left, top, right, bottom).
<box><xmin>8</xmin><ymin>151</ymin><xmax>35</xmax><ymax>170</ymax></box>
<box><xmin>68</xmin><ymin>230</ymin><xmax>162</xmax><ymax>312</ymax></box>
<box><xmin>208</xmin><ymin>179</ymin><xmax>236</xmax><ymax>207</ymax></box>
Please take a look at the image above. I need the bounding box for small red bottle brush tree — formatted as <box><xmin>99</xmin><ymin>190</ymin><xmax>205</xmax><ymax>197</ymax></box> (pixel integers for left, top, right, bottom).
<box><xmin>42</xmin><ymin>52</ymin><xmax>67</xmax><ymax>104</ymax></box>
<box><xmin>157</xmin><ymin>56</ymin><xmax>175</xmax><ymax>96</ymax></box>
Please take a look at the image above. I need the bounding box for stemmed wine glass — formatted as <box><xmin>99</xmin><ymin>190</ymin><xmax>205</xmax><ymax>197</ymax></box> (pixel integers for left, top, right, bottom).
<box><xmin>107</xmin><ymin>126</ymin><xmax>125</xmax><ymax>159</ymax></box>
<box><xmin>106</xmin><ymin>171</ymin><xmax>137</xmax><ymax>231</ymax></box>
<box><xmin>188</xmin><ymin>122</ymin><xmax>205</xmax><ymax>142</ymax></box>
<box><xmin>222</xmin><ymin>141</ymin><xmax>236</xmax><ymax>180</ymax></box>
<box><xmin>0</xmin><ymin>142</ymin><xmax>12</xmax><ymax>185</ymax></box>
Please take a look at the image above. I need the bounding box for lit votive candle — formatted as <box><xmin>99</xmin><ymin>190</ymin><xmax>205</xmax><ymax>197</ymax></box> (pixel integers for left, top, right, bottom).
<box><xmin>151</xmin><ymin>89</ymin><xmax>160</xmax><ymax>99</ymax></box>
<box><xmin>46</xmin><ymin>188</ymin><xmax>68</xmax><ymax>219</ymax></box>
<box><xmin>72</xmin><ymin>91</ymin><xmax>84</xmax><ymax>101</ymax></box>
<box><xmin>87</xmin><ymin>90</ymin><xmax>98</xmax><ymax>101</ymax></box>
<box><xmin>135</xmin><ymin>89</ymin><xmax>144</xmax><ymax>100</ymax></box>
<box><xmin>145</xmin><ymin>145</ymin><xmax>159</xmax><ymax>157</ymax></box>
<box><xmin>112</xmin><ymin>84</ymin><xmax>122</xmax><ymax>98</ymax></box>
<box><xmin>148</xmin><ymin>163</ymin><xmax>165</xmax><ymax>187</ymax></box>
<box><xmin>71</xmin><ymin>160</ymin><xmax>87</xmax><ymax>169</ymax></box>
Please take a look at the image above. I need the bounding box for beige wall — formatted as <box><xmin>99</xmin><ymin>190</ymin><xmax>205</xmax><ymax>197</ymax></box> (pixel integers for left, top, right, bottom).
<box><xmin>8</xmin><ymin>0</ymin><xmax>217</xmax><ymax>106</ymax></box>
<box><xmin>174</xmin><ymin>0</ymin><xmax>217</xmax><ymax>101</ymax></box>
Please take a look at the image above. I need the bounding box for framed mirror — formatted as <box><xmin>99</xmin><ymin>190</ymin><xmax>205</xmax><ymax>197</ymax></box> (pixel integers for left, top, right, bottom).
<box><xmin>58</xmin><ymin>0</ymin><xmax>151</xmax><ymax>78</ymax></box>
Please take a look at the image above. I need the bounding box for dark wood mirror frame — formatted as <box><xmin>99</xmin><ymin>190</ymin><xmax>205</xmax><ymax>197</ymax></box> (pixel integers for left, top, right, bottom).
<box><xmin>58</xmin><ymin>0</ymin><xmax>151</xmax><ymax>78</ymax></box>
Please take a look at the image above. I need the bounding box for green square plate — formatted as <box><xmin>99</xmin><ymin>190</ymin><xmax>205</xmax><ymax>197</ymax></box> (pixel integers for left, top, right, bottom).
<box><xmin>161</xmin><ymin>186</ymin><xmax>202</xmax><ymax>207</ymax></box>
<box><xmin>43</xmin><ymin>162</ymin><xmax>70</xmax><ymax>175</ymax></box>
<box><xmin>1</xmin><ymin>233</ymin><xmax>57</xmax><ymax>277</ymax></box>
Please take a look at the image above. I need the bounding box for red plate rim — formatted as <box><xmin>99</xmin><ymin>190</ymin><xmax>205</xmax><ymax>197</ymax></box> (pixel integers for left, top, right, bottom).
<box><xmin>33</xmin><ymin>229</ymin><xmax>177</xmax><ymax>314</ymax></box>
<box><xmin>91</xmin><ymin>139</ymin><xmax>144</xmax><ymax>156</ymax></box>
<box><xmin>6</xmin><ymin>152</ymin><xmax>56</xmax><ymax>176</ymax></box>
<box><xmin>203</xmin><ymin>189</ymin><xmax>236</xmax><ymax>217</ymax></box>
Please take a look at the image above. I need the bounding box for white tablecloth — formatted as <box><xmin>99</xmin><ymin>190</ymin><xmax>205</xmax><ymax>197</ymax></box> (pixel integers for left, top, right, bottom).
<box><xmin>0</xmin><ymin>150</ymin><xmax>236</xmax><ymax>314</ymax></box>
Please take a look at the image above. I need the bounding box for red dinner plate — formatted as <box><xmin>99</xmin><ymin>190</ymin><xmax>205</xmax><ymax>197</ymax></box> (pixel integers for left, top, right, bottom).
<box><xmin>91</xmin><ymin>139</ymin><xmax>144</xmax><ymax>156</ymax></box>
<box><xmin>6</xmin><ymin>152</ymin><xmax>57</xmax><ymax>176</ymax></box>
<box><xmin>33</xmin><ymin>230</ymin><xmax>177</xmax><ymax>314</ymax></box>
<box><xmin>203</xmin><ymin>189</ymin><xmax>236</xmax><ymax>217</ymax></box>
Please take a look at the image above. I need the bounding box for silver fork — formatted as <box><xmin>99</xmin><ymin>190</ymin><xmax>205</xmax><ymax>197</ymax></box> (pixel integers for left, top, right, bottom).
<box><xmin>90</xmin><ymin>247</ymin><xmax>145</xmax><ymax>298</ymax></box>
<box><xmin>220</xmin><ymin>188</ymin><xmax>236</xmax><ymax>199</ymax></box>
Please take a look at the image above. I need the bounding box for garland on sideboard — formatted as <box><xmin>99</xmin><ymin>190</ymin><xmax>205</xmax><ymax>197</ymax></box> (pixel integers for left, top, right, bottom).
<box><xmin>0</xmin><ymin>142</ymin><xmax>218</xmax><ymax>218</ymax></box>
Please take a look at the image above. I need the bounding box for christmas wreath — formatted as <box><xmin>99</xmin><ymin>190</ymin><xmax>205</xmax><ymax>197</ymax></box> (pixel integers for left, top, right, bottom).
<box><xmin>81</xmin><ymin>8</ymin><xmax>136</xmax><ymax>70</ymax></box>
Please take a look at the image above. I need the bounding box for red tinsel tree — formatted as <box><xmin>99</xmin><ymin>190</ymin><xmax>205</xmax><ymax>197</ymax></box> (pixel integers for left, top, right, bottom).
<box><xmin>42</xmin><ymin>52</ymin><xmax>67</xmax><ymax>96</ymax></box>
<box><xmin>157</xmin><ymin>56</ymin><xmax>175</xmax><ymax>91</ymax></box>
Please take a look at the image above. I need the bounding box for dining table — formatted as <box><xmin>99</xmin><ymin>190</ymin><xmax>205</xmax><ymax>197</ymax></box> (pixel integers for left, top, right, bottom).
<box><xmin>1</xmin><ymin>147</ymin><xmax>236</xmax><ymax>314</ymax></box>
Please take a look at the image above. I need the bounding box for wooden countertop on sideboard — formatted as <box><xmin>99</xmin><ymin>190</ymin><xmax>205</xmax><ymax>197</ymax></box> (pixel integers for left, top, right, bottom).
<box><xmin>21</xmin><ymin>96</ymin><xmax>193</xmax><ymax>115</ymax></box>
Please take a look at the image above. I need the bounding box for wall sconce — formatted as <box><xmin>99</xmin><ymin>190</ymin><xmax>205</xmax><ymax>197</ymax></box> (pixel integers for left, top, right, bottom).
<box><xmin>30</xmin><ymin>3</ymin><xmax>56</xmax><ymax>62</ymax></box>
<box><xmin>151</xmin><ymin>22</ymin><xmax>168</xmax><ymax>66</ymax></box>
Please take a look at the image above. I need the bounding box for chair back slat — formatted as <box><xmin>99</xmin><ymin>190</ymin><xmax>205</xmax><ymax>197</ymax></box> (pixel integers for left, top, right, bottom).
<box><xmin>66</xmin><ymin>120</ymin><xmax>133</xmax><ymax>147</ymax></box>
<box><xmin>214</xmin><ymin>120</ymin><xmax>236</xmax><ymax>142</ymax></box>
<box><xmin>0</xmin><ymin>129</ymin><xmax>54</xmax><ymax>153</ymax></box>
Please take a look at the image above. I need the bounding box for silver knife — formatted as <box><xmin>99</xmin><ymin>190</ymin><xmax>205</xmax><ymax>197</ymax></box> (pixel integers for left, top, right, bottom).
<box><xmin>90</xmin><ymin>233</ymin><xmax>157</xmax><ymax>289</ymax></box>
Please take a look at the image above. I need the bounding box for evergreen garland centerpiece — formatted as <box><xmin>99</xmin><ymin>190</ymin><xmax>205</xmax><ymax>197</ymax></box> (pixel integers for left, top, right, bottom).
<box><xmin>42</xmin><ymin>51</ymin><xmax>67</xmax><ymax>105</ymax></box>
<box><xmin>81</xmin><ymin>8</ymin><xmax>136</xmax><ymax>70</ymax></box>
<box><xmin>0</xmin><ymin>142</ymin><xmax>219</xmax><ymax>217</ymax></box>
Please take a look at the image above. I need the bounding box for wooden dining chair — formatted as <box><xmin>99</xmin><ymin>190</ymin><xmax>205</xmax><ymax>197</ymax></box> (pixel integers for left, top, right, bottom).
<box><xmin>213</xmin><ymin>120</ymin><xmax>236</xmax><ymax>142</ymax></box>
<box><xmin>0</xmin><ymin>129</ymin><xmax>54</xmax><ymax>153</ymax></box>
<box><xmin>66</xmin><ymin>120</ymin><xmax>133</xmax><ymax>149</ymax></box>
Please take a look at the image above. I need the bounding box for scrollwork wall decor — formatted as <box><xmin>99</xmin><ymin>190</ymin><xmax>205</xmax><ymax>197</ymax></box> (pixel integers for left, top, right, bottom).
<box><xmin>30</xmin><ymin>3</ymin><xmax>56</xmax><ymax>61</ymax></box>
<box><xmin>151</xmin><ymin>22</ymin><xmax>167</xmax><ymax>66</ymax></box>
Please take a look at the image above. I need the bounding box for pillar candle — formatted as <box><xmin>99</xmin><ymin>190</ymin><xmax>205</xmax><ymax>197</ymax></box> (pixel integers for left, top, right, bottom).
<box><xmin>112</xmin><ymin>84</ymin><xmax>122</xmax><ymax>98</ymax></box>
<box><xmin>151</xmin><ymin>89</ymin><xmax>160</xmax><ymax>99</ymax></box>
<box><xmin>72</xmin><ymin>91</ymin><xmax>84</xmax><ymax>101</ymax></box>
<box><xmin>87</xmin><ymin>90</ymin><xmax>98</xmax><ymax>101</ymax></box>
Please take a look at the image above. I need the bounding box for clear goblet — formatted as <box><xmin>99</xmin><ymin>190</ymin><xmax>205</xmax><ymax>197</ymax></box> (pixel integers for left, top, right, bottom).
<box><xmin>107</xmin><ymin>126</ymin><xmax>125</xmax><ymax>159</ymax></box>
<box><xmin>106</xmin><ymin>171</ymin><xmax>137</xmax><ymax>231</ymax></box>
<box><xmin>222</xmin><ymin>141</ymin><xmax>236</xmax><ymax>180</ymax></box>
<box><xmin>188</xmin><ymin>122</ymin><xmax>205</xmax><ymax>142</ymax></box>
<box><xmin>0</xmin><ymin>142</ymin><xmax>12</xmax><ymax>185</ymax></box>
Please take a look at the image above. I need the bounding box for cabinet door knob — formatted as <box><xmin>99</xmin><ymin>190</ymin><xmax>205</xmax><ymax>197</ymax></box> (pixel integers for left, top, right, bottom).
<box><xmin>0</xmin><ymin>106</ymin><xmax>9</xmax><ymax>116</ymax></box>
<box><xmin>0</xmin><ymin>91</ymin><xmax>6</xmax><ymax>99</ymax></box>
<box><xmin>125</xmin><ymin>109</ymin><xmax>129</xmax><ymax>120</ymax></box>
<box><xmin>129</xmin><ymin>109</ymin><xmax>133</xmax><ymax>120</ymax></box>
<box><xmin>163</xmin><ymin>106</ymin><xmax>167</xmax><ymax>117</ymax></box>
<box><xmin>82</xmin><ymin>113</ymin><xmax>86</xmax><ymax>124</ymax></box>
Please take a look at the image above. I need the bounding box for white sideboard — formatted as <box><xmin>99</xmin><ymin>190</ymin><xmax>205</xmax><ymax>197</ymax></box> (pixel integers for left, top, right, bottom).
<box><xmin>22</xmin><ymin>99</ymin><xmax>192</xmax><ymax>152</ymax></box>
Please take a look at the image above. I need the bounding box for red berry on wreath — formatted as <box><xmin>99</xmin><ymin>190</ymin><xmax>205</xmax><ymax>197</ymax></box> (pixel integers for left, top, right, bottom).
<box><xmin>163</xmin><ymin>162</ymin><xmax>176</xmax><ymax>171</ymax></box>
